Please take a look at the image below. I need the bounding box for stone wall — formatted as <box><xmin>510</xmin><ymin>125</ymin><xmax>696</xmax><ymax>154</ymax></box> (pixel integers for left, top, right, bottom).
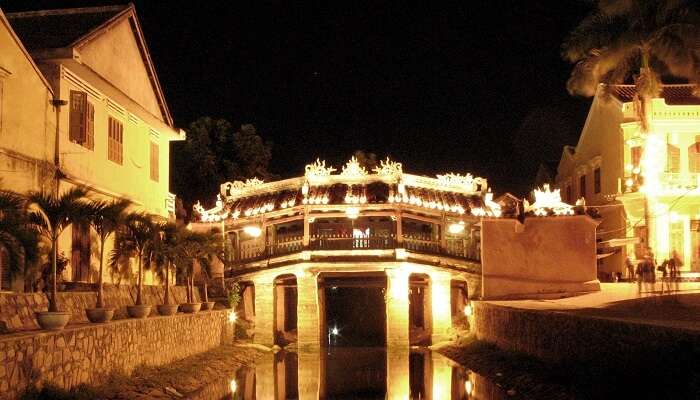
<box><xmin>0</xmin><ymin>285</ymin><xmax>202</xmax><ymax>333</ymax></box>
<box><xmin>0</xmin><ymin>310</ymin><xmax>232</xmax><ymax>400</ymax></box>
<box><xmin>472</xmin><ymin>301</ymin><xmax>700</xmax><ymax>364</ymax></box>
<box><xmin>480</xmin><ymin>216</ymin><xmax>600</xmax><ymax>299</ymax></box>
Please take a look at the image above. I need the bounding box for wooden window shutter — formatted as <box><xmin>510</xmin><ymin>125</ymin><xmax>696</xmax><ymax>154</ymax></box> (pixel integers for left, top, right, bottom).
<box><xmin>150</xmin><ymin>142</ymin><xmax>159</xmax><ymax>182</ymax></box>
<box><xmin>69</xmin><ymin>91</ymin><xmax>87</xmax><ymax>144</ymax></box>
<box><xmin>667</xmin><ymin>144</ymin><xmax>680</xmax><ymax>173</ymax></box>
<box><xmin>631</xmin><ymin>146</ymin><xmax>642</xmax><ymax>167</ymax></box>
<box><xmin>86</xmin><ymin>102</ymin><xmax>95</xmax><ymax>150</ymax></box>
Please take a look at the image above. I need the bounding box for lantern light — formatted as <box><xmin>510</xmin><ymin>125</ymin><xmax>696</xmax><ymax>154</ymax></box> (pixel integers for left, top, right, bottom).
<box><xmin>230</xmin><ymin>379</ymin><xmax>237</xmax><ymax>393</ymax></box>
<box><xmin>448</xmin><ymin>221</ymin><xmax>466</xmax><ymax>234</ymax></box>
<box><xmin>345</xmin><ymin>207</ymin><xmax>360</xmax><ymax>220</ymax></box>
<box><xmin>228</xmin><ymin>310</ymin><xmax>237</xmax><ymax>323</ymax></box>
<box><xmin>464</xmin><ymin>302</ymin><xmax>473</xmax><ymax>316</ymax></box>
<box><xmin>243</xmin><ymin>225</ymin><xmax>262</xmax><ymax>238</ymax></box>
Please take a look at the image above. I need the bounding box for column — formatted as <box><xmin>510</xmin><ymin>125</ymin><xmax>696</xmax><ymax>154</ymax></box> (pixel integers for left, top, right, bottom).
<box><xmin>296</xmin><ymin>270</ymin><xmax>321</xmax><ymax>351</ymax></box>
<box><xmin>430</xmin><ymin>270</ymin><xmax>453</xmax><ymax>344</ymax></box>
<box><xmin>385</xmin><ymin>268</ymin><xmax>410</xmax><ymax>349</ymax></box>
<box><xmin>298</xmin><ymin>351</ymin><xmax>321</xmax><ymax>400</ymax></box>
<box><xmin>253</xmin><ymin>274</ymin><xmax>275</xmax><ymax>346</ymax></box>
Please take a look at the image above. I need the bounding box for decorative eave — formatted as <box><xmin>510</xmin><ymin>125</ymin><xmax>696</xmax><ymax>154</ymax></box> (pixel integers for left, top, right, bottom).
<box><xmin>194</xmin><ymin>157</ymin><xmax>491</xmax><ymax>223</ymax></box>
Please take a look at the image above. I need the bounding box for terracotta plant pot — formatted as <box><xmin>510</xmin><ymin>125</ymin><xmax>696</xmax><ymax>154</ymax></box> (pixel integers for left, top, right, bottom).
<box><xmin>180</xmin><ymin>302</ymin><xmax>202</xmax><ymax>313</ymax></box>
<box><xmin>85</xmin><ymin>308</ymin><xmax>115</xmax><ymax>323</ymax></box>
<box><xmin>201</xmin><ymin>301</ymin><xmax>216</xmax><ymax>311</ymax></box>
<box><xmin>126</xmin><ymin>304</ymin><xmax>152</xmax><ymax>319</ymax></box>
<box><xmin>36</xmin><ymin>311</ymin><xmax>71</xmax><ymax>331</ymax></box>
<box><xmin>157</xmin><ymin>304</ymin><xmax>179</xmax><ymax>316</ymax></box>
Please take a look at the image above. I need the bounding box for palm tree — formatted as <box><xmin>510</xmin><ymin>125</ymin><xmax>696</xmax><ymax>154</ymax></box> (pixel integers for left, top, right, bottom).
<box><xmin>110</xmin><ymin>213</ymin><xmax>155</xmax><ymax>307</ymax></box>
<box><xmin>144</xmin><ymin>221</ymin><xmax>178</xmax><ymax>307</ymax></box>
<box><xmin>87</xmin><ymin>199</ymin><xmax>131</xmax><ymax>309</ymax></box>
<box><xmin>563</xmin><ymin>0</ymin><xmax>700</xmax><ymax>99</ymax></box>
<box><xmin>0</xmin><ymin>190</ymin><xmax>39</xmax><ymax>290</ymax></box>
<box><xmin>26</xmin><ymin>187</ymin><xmax>89</xmax><ymax>312</ymax></box>
<box><xmin>173</xmin><ymin>228</ymin><xmax>221</xmax><ymax>305</ymax></box>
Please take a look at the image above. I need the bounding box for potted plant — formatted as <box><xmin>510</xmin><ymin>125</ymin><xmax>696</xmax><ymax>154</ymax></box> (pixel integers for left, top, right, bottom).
<box><xmin>174</xmin><ymin>228</ymin><xmax>208</xmax><ymax>313</ymax></box>
<box><xmin>27</xmin><ymin>187</ymin><xmax>89</xmax><ymax>330</ymax></box>
<box><xmin>146</xmin><ymin>222</ymin><xmax>179</xmax><ymax>316</ymax></box>
<box><xmin>0</xmin><ymin>190</ymin><xmax>39</xmax><ymax>293</ymax></box>
<box><xmin>85</xmin><ymin>199</ymin><xmax>130</xmax><ymax>323</ymax></box>
<box><xmin>111</xmin><ymin>213</ymin><xmax>154</xmax><ymax>318</ymax></box>
<box><xmin>196</xmin><ymin>228</ymin><xmax>223</xmax><ymax>311</ymax></box>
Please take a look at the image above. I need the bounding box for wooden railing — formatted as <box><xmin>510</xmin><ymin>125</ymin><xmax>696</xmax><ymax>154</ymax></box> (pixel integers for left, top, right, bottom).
<box><xmin>309</xmin><ymin>234</ymin><xmax>396</xmax><ymax>250</ymax></box>
<box><xmin>229</xmin><ymin>233</ymin><xmax>477</xmax><ymax>270</ymax></box>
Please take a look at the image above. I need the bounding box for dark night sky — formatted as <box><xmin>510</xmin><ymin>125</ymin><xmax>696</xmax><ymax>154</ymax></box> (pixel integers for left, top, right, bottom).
<box><xmin>2</xmin><ymin>1</ymin><xmax>594</xmax><ymax>195</ymax></box>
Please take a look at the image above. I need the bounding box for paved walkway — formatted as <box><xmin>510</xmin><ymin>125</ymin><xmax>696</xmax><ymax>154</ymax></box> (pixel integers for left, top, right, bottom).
<box><xmin>486</xmin><ymin>282</ymin><xmax>700</xmax><ymax>331</ymax></box>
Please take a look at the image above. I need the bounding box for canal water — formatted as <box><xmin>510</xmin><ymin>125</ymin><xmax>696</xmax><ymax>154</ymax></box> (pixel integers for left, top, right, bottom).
<box><xmin>189</xmin><ymin>347</ymin><xmax>506</xmax><ymax>399</ymax></box>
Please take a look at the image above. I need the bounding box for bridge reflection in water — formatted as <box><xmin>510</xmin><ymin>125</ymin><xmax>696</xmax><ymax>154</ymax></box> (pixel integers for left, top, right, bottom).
<box><xmin>207</xmin><ymin>348</ymin><xmax>505</xmax><ymax>400</ymax></box>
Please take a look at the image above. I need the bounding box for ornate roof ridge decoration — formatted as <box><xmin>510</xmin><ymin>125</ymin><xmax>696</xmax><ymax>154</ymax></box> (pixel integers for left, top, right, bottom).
<box><xmin>340</xmin><ymin>156</ymin><xmax>368</xmax><ymax>177</ymax></box>
<box><xmin>436</xmin><ymin>173</ymin><xmax>473</xmax><ymax>187</ymax></box>
<box><xmin>525</xmin><ymin>184</ymin><xmax>574</xmax><ymax>217</ymax></box>
<box><xmin>220</xmin><ymin>178</ymin><xmax>265</xmax><ymax>198</ymax></box>
<box><xmin>305</xmin><ymin>158</ymin><xmax>337</xmax><ymax>182</ymax></box>
<box><xmin>372</xmin><ymin>157</ymin><xmax>403</xmax><ymax>178</ymax></box>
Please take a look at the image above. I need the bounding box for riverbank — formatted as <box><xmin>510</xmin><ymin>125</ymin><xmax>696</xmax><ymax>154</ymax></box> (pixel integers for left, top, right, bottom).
<box><xmin>20</xmin><ymin>344</ymin><xmax>264</xmax><ymax>399</ymax></box>
<box><xmin>470</xmin><ymin>284</ymin><xmax>700</xmax><ymax>399</ymax></box>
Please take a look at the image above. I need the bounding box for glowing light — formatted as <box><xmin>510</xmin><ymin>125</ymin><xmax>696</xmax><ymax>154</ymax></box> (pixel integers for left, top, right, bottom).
<box><xmin>331</xmin><ymin>327</ymin><xmax>339</xmax><ymax>335</ymax></box>
<box><xmin>230</xmin><ymin>379</ymin><xmax>237</xmax><ymax>393</ymax></box>
<box><xmin>464</xmin><ymin>302</ymin><xmax>473</xmax><ymax>316</ymax></box>
<box><xmin>228</xmin><ymin>310</ymin><xmax>237</xmax><ymax>323</ymax></box>
<box><xmin>302</xmin><ymin>180</ymin><xmax>309</xmax><ymax>196</ymax></box>
<box><xmin>243</xmin><ymin>225</ymin><xmax>262</xmax><ymax>237</ymax></box>
<box><xmin>345</xmin><ymin>207</ymin><xmax>360</xmax><ymax>219</ymax></box>
<box><xmin>527</xmin><ymin>184</ymin><xmax>574</xmax><ymax>216</ymax></box>
<box><xmin>465</xmin><ymin>380</ymin><xmax>473</xmax><ymax>395</ymax></box>
<box><xmin>448</xmin><ymin>221</ymin><xmax>466</xmax><ymax>234</ymax></box>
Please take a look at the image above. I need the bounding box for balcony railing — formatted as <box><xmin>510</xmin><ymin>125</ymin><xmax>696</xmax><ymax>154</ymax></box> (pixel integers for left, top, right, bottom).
<box><xmin>662</xmin><ymin>173</ymin><xmax>700</xmax><ymax>189</ymax></box>
<box><xmin>309</xmin><ymin>234</ymin><xmax>396</xmax><ymax>250</ymax></box>
<box><xmin>230</xmin><ymin>233</ymin><xmax>478</xmax><ymax>268</ymax></box>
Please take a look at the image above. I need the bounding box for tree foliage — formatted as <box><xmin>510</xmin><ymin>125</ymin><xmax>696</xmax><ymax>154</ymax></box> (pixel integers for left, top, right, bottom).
<box><xmin>172</xmin><ymin>117</ymin><xmax>274</xmax><ymax>215</ymax></box>
<box><xmin>0</xmin><ymin>190</ymin><xmax>39</xmax><ymax>287</ymax></box>
<box><xmin>562</xmin><ymin>0</ymin><xmax>700</xmax><ymax>97</ymax></box>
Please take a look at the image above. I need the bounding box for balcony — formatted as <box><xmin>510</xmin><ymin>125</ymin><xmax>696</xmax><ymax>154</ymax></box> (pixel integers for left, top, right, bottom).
<box><xmin>309</xmin><ymin>233</ymin><xmax>396</xmax><ymax>250</ymax></box>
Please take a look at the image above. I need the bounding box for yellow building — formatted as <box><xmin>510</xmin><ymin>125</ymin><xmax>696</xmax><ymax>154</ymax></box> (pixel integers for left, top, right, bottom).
<box><xmin>2</xmin><ymin>5</ymin><xmax>185</xmax><ymax>289</ymax></box>
<box><xmin>556</xmin><ymin>84</ymin><xmax>700</xmax><ymax>279</ymax></box>
<box><xmin>0</xmin><ymin>9</ymin><xmax>57</xmax><ymax>290</ymax></box>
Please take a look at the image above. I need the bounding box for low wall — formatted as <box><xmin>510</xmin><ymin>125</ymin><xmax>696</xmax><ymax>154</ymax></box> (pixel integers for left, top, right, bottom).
<box><xmin>0</xmin><ymin>285</ymin><xmax>202</xmax><ymax>333</ymax></box>
<box><xmin>473</xmin><ymin>301</ymin><xmax>700</xmax><ymax>364</ymax></box>
<box><xmin>0</xmin><ymin>310</ymin><xmax>232</xmax><ymax>400</ymax></box>
<box><xmin>480</xmin><ymin>216</ymin><xmax>600</xmax><ymax>299</ymax></box>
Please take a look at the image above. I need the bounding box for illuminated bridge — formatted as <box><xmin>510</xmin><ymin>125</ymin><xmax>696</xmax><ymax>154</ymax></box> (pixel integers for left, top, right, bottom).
<box><xmin>192</xmin><ymin>157</ymin><xmax>500</xmax><ymax>350</ymax></box>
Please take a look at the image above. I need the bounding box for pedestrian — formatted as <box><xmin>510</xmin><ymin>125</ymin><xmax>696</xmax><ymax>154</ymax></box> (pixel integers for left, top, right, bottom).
<box><xmin>646</xmin><ymin>247</ymin><xmax>656</xmax><ymax>293</ymax></box>
<box><xmin>658</xmin><ymin>259</ymin><xmax>669</xmax><ymax>294</ymax></box>
<box><xmin>625</xmin><ymin>256</ymin><xmax>635</xmax><ymax>282</ymax></box>
<box><xmin>636</xmin><ymin>258</ymin><xmax>645</xmax><ymax>296</ymax></box>
<box><xmin>670</xmin><ymin>249</ymin><xmax>682</xmax><ymax>292</ymax></box>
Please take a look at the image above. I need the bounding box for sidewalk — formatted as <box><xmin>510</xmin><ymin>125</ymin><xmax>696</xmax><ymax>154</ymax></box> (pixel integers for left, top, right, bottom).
<box><xmin>485</xmin><ymin>282</ymin><xmax>700</xmax><ymax>331</ymax></box>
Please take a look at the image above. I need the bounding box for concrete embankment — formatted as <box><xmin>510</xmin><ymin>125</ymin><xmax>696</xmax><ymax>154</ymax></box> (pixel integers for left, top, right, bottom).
<box><xmin>471</xmin><ymin>300</ymin><xmax>700</xmax><ymax>398</ymax></box>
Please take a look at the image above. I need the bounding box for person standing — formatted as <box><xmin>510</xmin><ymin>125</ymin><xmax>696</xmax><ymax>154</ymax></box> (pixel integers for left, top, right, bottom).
<box><xmin>625</xmin><ymin>256</ymin><xmax>635</xmax><ymax>282</ymax></box>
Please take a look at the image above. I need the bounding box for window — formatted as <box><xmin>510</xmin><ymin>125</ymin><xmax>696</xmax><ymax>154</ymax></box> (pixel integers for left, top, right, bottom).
<box><xmin>631</xmin><ymin>146</ymin><xmax>642</xmax><ymax>167</ymax></box>
<box><xmin>594</xmin><ymin>167</ymin><xmax>601</xmax><ymax>194</ymax></box>
<box><xmin>150</xmin><ymin>142</ymin><xmax>159</xmax><ymax>182</ymax></box>
<box><xmin>71</xmin><ymin>222</ymin><xmax>91</xmax><ymax>282</ymax></box>
<box><xmin>108</xmin><ymin>117</ymin><xmax>123</xmax><ymax>164</ymax></box>
<box><xmin>667</xmin><ymin>144</ymin><xmax>680</xmax><ymax>173</ymax></box>
<box><xmin>69</xmin><ymin>91</ymin><xmax>94</xmax><ymax>149</ymax></box>
<box><xmin>579</xmin><ymin>174</ymin><xmax>586</xmax><ymax>198</ymax></box>
<box><xmin>689</xmin><ymin>136</ymin><xmax>700</xmax><ymax>173</ymax></box>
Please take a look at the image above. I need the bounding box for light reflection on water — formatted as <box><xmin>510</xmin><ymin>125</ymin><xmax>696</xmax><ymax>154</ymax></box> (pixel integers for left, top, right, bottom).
<box><xmin>201</xmin><ymin>347</ymin><xmax>505</xmax><ymax>400</ymax></box>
